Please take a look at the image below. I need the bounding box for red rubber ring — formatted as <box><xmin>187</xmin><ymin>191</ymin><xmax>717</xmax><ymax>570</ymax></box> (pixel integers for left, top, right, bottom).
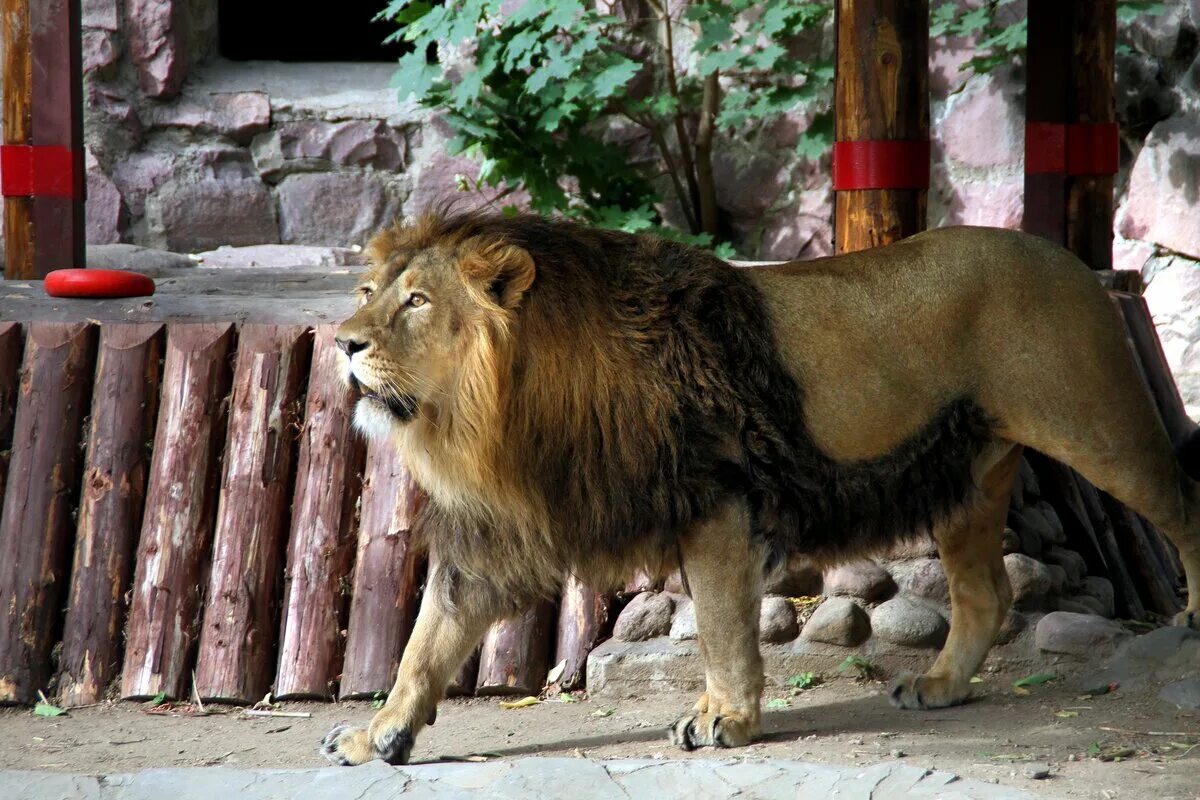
<box><xmin>44</xmin><ymin>269</ymin><xmax>156</xmax><ymax>299</ymax></box>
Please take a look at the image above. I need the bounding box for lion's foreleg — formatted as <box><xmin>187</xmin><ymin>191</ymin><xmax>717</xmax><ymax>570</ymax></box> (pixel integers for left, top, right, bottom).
<box><xmin>890</xmin><ymin>443</ymin><xmax>1020</xmax><ymax>710</ymax></box>
<box><xmin>321</xmin><ymin>564</ymin><xmax>501</xmax><ymax>766</ymax></box>
<box><xmin>667</xmin><ymin>500</ymin><xmax>766</xmax><ymax>751</ymax></box>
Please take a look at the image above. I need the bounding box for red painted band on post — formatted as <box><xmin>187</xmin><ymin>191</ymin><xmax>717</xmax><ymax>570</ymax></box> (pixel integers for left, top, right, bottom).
<box><xmin>0</xmin><ymin>145</ymin><xmax>83</xmax><ymax>198</ymax></box>
<box><xmin>832</xmin><ymin>140</ymin><xmax>931</xmax><ymax>190</ymax></box>
<box><xmin>1025</xmin><ymin>122</ymin><xmax>1118</xmax><ymax>176</ymax></box>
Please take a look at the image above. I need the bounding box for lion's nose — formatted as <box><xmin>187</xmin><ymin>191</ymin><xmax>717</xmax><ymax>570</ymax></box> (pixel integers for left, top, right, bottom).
<box><xmin>335</xmin><ymin>336</ymin><xmax>369</xmax><ymax>357</ymax></box>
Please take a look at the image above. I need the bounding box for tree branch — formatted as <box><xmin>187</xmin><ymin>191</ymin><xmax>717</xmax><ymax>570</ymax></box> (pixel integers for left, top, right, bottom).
<box><xmin>694</xmin><ymin>70</ymin><xmax>720</xmax><ymax>236</ymax></box>
<box><xmin>648</xmin><ymin>0</ymin><xmax>702</xmax><ymax>233</ymax></box>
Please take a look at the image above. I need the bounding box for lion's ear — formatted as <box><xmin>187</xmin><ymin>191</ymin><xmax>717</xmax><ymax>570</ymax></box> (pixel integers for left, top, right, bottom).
<box><xmin>460</xmin><ymin>240</ymin><xmax>536</xmax><ymax>310</ymax></box>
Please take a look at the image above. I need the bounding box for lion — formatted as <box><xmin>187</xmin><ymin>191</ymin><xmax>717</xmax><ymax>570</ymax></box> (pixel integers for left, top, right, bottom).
<box><xmin>320</xmin><ymin>209</ymin><xmax>1200</xmax><ymax>766</ymax></box>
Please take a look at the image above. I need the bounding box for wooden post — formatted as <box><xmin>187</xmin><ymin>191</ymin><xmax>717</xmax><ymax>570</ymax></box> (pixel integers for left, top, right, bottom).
<box><xmin>0</xmin><ymin>323</ymin><xmax>95</xmax><ymax>703</ymax></box>
<box><xmin>1112</xmin><ymin>292</ymin><xmax>1196</xmax><ymax>448</ymax></box>
<box><xmin>274</xmin><ymin>326</ymin><xmax>366</xmax><ymax>700</ymax></box>
<box><xmin>194</xmin><ymin>326</ymin><xmax>311</xmax><ymax>704</ymax></box>
<box><xmin>0</xmin><ymin>323</ymin><xmax>24</xmax><ymax>507</ymax></box>
<box><xmin>122</xmin><ymin>324</ymin><xmax>235</xmax><ymax>700</ymax></box>
<box><xmin>553</xmin><ymin>577</ymin><xmax>611</xmax><ymax>691</ymax></box>
<box><xmin>58</xmin><ymin>324</ymin><xmax>164</xmax><ymax>707</ymax></box>
<box><xmin>446</xmin><ymin>648</ymin><xmax>480</xmax><ymax>697</ymax></box>
<box><xmin>339</xmin><ymin>442</ymin><xmax>426</xmax><ymax>700</ymax></box>
<box><xmin>476</xmin><ymin>600</ymin><xmax>557</xmax><ymax>697</ymax></box>
<box><xmin>833</xmin><ymin>0</ymin><xmax>929</xmax><ymax>253</ymax></box>
<box><xmin>1024</xmin><ymin>0</ymin><xmax>1117</xmax><ymax>269</ymax></box>
<box><xmin>2</xmin><ymin>0</ymin><xmax>86</xmax><ymax>278</ymax></box>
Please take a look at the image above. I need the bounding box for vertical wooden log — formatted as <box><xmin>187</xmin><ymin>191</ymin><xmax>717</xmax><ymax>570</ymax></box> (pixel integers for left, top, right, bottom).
<box><xmin>0</xmin><ymin>323</ymin><xmax>95</xmax><ymax>703</ymax></box>
<box><xmin>1025</xmin><ymin>452</ymin><xmax>1107</xmax><ymax>578</ymax></box>
<box><xmin>476</xmin><ymin>600</ymin><xmax>557</xmax><ymax>697</ymax></box>
<box><xmin>1023</xmin><ymin>3</ymin><xmax>1071</xmax><ymax>246</ymax></box>
<box><xmin>1101</xmin><ymin>494</ymin><xmax>1181</xmax><ymax>617</ymax></box>
<box><xmin>2</xmin><ymin>0</ymin><xmax>34</xmax><ymax>278</ymax></box>
<box><xmin>1066</xmin><ymin>0</ymin><xmax>1116</xmax><ymax>271</ymax></box>
<box><xmin>339</xmin><ymin>442</ymin><xmax>426</xmax><ymax>699</ymax></box>
<box><xmin>833</xmin><ymin>0</ymin><xmax>929</xmax><ymax>253</ymax></box>
<box><xmin>553</xmin><ymin>577</ymin><xmax>611</xmax><ymax>691</ymax></box>
<box><xmin>57</xmin><ymin>324</ymin><xmax>164</xmax><ymax>706</ymax></box>
<box><xmin>446</xmin><ymin>647</ymin><xmax>480</xmax><ymax>698</ymax></box>
<box><xmin>274</xmin><ymin>327</ymin><xmax>366</xmax><ymax>700</ymax></box>
<box><xmin>1114</xmin><ymin>292</ymin><xmax>1195</xmax><ymax>448</ymax></box>
<box><xmin>0</xmin><ymin>323</ymin><xmax>25</xmax><ymax>505</ymax></box>
<box><xmin>121</xmin><ymin>324</ymin><xmax>235</xmax><ymax>700</ymax></box>
<box><xmin>194</xmin><ymin>325</ymin><xmax>311</xmax><ymax>704</ymax></box>
<box><xmin>1073</xmin><ymin>475</ymin><xmax>1146</xmax><ymax>620</ymax></box>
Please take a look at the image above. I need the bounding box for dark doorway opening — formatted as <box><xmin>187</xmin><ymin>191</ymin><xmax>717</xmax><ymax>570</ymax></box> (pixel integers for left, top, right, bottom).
<box><xmin>219</xmin><ymin>0</ymin><xmax>409</xmax><ymax>62</ymax></box>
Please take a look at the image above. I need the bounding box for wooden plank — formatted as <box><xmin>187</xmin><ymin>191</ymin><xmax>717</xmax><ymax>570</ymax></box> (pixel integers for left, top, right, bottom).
<box><xmin>29</xmin><ymin>0</ymin><xmax>85</xmax><ymax>274</ymax></box>
<box><xmin>833</xmin><ymin>0</ymin><xmax>929</xmax><ymax>253</ymax></box>
<box><xmin>552</xmin><ymin>577</ymin><xmax>611</xmax><ymax>691</ymax></box>
<box><xmin>476</xmin><ymin>600</ymin><xmax>557</xmax><ymax>697</ymax></box>
<box><xmin>2</xmin><ymin>0</ymin><xmax>34</xmax><ymax>278</ymax></box>
<box><xmin>274</xmin><ymin>326</ymin><xmax>366</xmax><ymax>700</ymax></box>
<box><xmin>338</xmin><ymin>441</ymin><xmax>426</xmax><ymax>700</ymax></box>
<box><xmin>194</xmin><ymin>325</ymin><xmax>312</xmax><ymax>704</ymax></box>
<box><xmin>0</xmin><ymin>323</ymin><xmax>25</xmax><ymax>510</ymax></box>
<box><xmin>121</xmin><ymin>324</ymin><xmax>235</xmax><ymax>700</ymax></box>
<box><xmin>57</xmin><ymin>324</ymin><xmax>164</xmax><ymax>706</ymax></box>
<box><xmin>0</xmin><ymin>322</ymin><xmax>95</xmax><ymax>703</ymax></box>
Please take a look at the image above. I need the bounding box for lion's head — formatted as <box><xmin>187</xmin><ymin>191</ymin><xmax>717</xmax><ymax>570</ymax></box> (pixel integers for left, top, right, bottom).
<box><xmin>335</xmin><ymin>212</ymin><xmax>536</xmax><ymax>443</ymax></box>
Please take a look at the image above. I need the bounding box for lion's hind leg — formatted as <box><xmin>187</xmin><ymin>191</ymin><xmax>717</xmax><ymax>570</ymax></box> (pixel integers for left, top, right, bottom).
<box><xmin>890</xmin><ymin>443</ymin><xmax>1021</xmax><ymax>710</ymax></box>
<box><xmin>667</xmin><ymin>500</ymin><xmax>766</xmax><ymax>751</ymax></box>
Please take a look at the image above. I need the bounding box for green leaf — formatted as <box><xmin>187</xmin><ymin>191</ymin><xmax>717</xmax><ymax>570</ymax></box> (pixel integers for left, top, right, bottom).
<box><xmin>1014</xmin><ymin>673</ymin><xmax>1057</xmax><ymax>688</ymax></box>
<box><xmin>591</xmin><ymin>58</ymin><xmax>640</xmax><ymax>100</ymax></box>
<box><xmin>766</xmin><ymin>698</ymin><xmax>790</xmax><ymax>710</ymax></box>
<box><xmin>33</xmin><ymin>702</ymin><xmax>65</xmax><ymax>717</ymax></box>
<box><xmin>147</xmin><ymin>691</ymin><xmax>168</xmax><ymax>708</ymax></box>
<box><xmin>787</xmin><ymin>672</ymin><xmax>820</xmax><ymax>690</ymax></box>
<box><xmin>795</xmin><ymin>113</ymin><xmax>833</xmax><ymax>162</ymax></box>
<box><xmin>699</xmin><ymin>49</ymin><xmax>742</xmax><ymax>77</ymax></box>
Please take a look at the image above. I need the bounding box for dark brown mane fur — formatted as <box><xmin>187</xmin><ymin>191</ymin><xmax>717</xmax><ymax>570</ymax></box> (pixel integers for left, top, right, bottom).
<box><xmin>393</xmin><ymin>210</ymin><xmax>995</xmax><ymax>602</ymax></box>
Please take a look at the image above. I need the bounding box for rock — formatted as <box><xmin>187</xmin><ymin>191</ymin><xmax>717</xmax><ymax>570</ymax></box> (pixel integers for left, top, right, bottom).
<box><xmin>1082</xmin><ymin>626</ymin><xmax>1200</xmax><ymax>692</ymax></box>
<box><xmin>939</xmin><ymin>176</ymin><xmax>1024</xmax><ymax>230</ymax></box>
<box><xmin>1004</xmin><ymin>553</ymin><xmax>1054</xmax><ymax>609</ymax></box>
<box><xmin>995</xmin><ymin>609</ymin><xmax>1028</xmax><ymax>645</ymax></box>
<box><xmin>1035</xmin><ymin>611</ymin><xmax>1129</xmax><ymax>657</ymax></box>
<box><xmin>1015</xmin><ymin>524</ymin><xmax>1043</xmax><ymax>558</ymax></box>
<box><xmin>669</xmin><ymin>598</ymin><xmax>697</xmax><ymax>641</ymax></box>
<box><xmin>1032</xmin><ymin>501</ymin><xmax>1066</xmax><ymax>545</ymax></box>
<box><xmin>870</xmin><ymin>597</ymin><xmax>948</xmax><ymax>648</ymax></box>
<box><xmin>1159</xmin><ymin>678</ymin><xmax>1200</xmax><ymax>710</ymax></box>
<box><xmin>150</xmin><ymin>179</ymin><xmax>279</xmax><ymax>252</ymax></box>
<box><xmin>1118</xmin><ymin>117</ymin><xmax>1200</xmax><ymax>261</ymax></box>
<box><xmin>85</xmin><ymin>152</ymin><xmax>121</xmax><ymax>245</ymax></box>
<box><xmin>1056</xmin><ymin>596</ymin><xmax>1104</xmax><ymax>617</ymax></box>
<box><xmin>801</xmin><ymin>597</ymin><xmax>870</xmax><ymax>647</ymax></box>
<box><xmin>84</xmin><ymin>0</ymin><xmax>119</xmax><ymax>30</ymax></box>
<box><xmin>888</xmin><ymin>558</ymin><xmax>950</xmax><ymax>606</ymax></box>
<box><xmin>83</xmin><ymin>29</ymin><xmax>119</xmax><ymax>77</ymax></box>
<box><xmin>822</xmin><ymin>561</ymin><xmax>896</xmax><ymax>603</ymax></box>
<box><xmin>111</xmin><ymin>152</ymin><xmax>176</xmax><ymax>218</ymax></box>
<box><xmin>1126</xmin><ymin>3</ymin><xmax>1186</xmax><ymax>59</ymax></box>
<box><xmin>409</xmin><ymin>152</ymin><xmax>492</xmax><ymax>213</ymax></box>
<box><xmin>1001</xmin><ymin>527</ymin><xmax>1022</xmax><ymax>555</ymax></box>
<box><xmin>763</xmin><ymin>560</ymin><xmax>823</xmax><ymax>597</ymax></box>
<box><xmin>195</xmin><ymin>244</ymin><xmax>364</xmax><ymax>268</ymax></box>
<box><xmin>87</xmin><ymin>243</ymin><xmax>193</xmax><ymax>273</ymax></box>
<box><xmin>759</xmin><ymin>596</ymin><xmax>800</xmax><ymax>644</ymax></box>
<box><xmin>711</xmin><ymin>152</ymin><xmax>789</xmax><ymax>217</ymax></box>
<box><xmin>126</xmin><ymin>0</ymin><xmax>186</xmax><ymax>98</ymax></box>
<box><xmin>942</xmin><ymin>75</ymin><xmax>1022</xmax><ymax>169</ymax></box>
<box><xmin>1009</xmin><ymin>505</ymin><xmax>1061</xmax><ymax>554</ymax></box>
<box><xmin>1042</xmin><ymin>546</ymin><xmax>1087</xmax><ymax>590</ymax></box>
<box><xmin>1045</xmin><ymin>564</ymin><xmax>1068</xmax><ymax>597</ymax></box>
<box><xmin>1023</xmin><ymin>763</ymin><xmax>1051</xmax><ymax>781</ymax></box>
<box><xmin>84</xmin><ymin>84</ymin><xmax>142</xmax><ymax>164</ymax></box>
<box><xmin>277</xmin><ymin>173</ymin><xmax>399</xmax><ymax>247</ymax></box>
<box><xmin>144</xmin><ymin>93</ymin><xmax>271</xmax><ymax>143</ymax></box>
<box><xmin>1080</xmin><ymin>576</ymin><xmax>1116</xmax><ymax>619</ymax></box>
<box><xmin>1019</xmin><ymin>458</ymin><xmax>1040</xmax><ymax>499</ymax></box>
<box><xmin>613</xmin><ymin>592</ymin><xmax>674</xmax><ymax>642</ymax></box>
<box><xmin>253</xmin><ymin>120</ymin><xmax>407</xmax><ymax>181</ymax></box>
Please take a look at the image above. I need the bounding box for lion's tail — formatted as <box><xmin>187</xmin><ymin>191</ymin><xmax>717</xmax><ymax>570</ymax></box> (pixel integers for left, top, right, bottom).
<box><xmin>1176</xmin><ymin>426</ymin><xmax>1200</xmax><ymax>482</ymax></box>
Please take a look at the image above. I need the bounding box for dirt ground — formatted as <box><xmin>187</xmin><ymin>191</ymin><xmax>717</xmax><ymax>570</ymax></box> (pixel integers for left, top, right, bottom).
<box><xmin>2</xmin><ymin>672</ymin><xmax>1197</xmax><ymax>799</ymax></box>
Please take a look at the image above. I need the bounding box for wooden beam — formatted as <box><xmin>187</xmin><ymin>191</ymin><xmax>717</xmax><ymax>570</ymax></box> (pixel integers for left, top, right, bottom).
<box><xmin>833</xmin><ymin>0</ymin><xmax>929</xmax><ymax>253</ymax></box>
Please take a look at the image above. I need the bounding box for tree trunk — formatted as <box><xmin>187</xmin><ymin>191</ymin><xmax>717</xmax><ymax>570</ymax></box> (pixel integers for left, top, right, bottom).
<box><xmin>0</xmin><ymin>323</ymin><xmax>24</xmax><ymax>512</ymax></box>
<box><xmin>122</xmin><ymin>324</ymin><xmax>235</xmax><ymax>700</ymax></box>
<box><xmin>57</xmin><ymin>324</ymin><xmax>164</xmax><ymax>706</ymax></box>
<box><xmin>0</xmin><ymin>323</ymin><xmax>96</xmax><ymax>703</ymax></box>
<box><xmin>194</xmin><ymin>325</ymin><xmax>311</xmax><ymax>704</ymax></box>
<box><xmin>275</xmin><ymin>326</ymin><xmax>366</xmax><ymax>700</ymax></box>
<box><xmin>553</xmin><ymin>577</ymin><xmax>611</xmax><ymax>691</ymax></box>
<box><xmin>476</xmin><ymin>600</ymin><xmax>557</xmax><ymax>697</ymax></box>
<box><xmin>339</xmin><ymin>441</ymin><xmax>426</xmax><ymax>699</ymax></box>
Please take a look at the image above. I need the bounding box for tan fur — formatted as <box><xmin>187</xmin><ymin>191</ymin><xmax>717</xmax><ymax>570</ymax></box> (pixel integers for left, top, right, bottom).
<box><xmin>322</xmin><ymin>217</ymin><xmax>1200</xmax><ymax>766</ymax></box>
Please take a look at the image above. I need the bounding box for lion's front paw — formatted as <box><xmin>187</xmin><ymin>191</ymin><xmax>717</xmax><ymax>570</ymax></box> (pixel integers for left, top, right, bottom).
<box><xmin>888</xmin><ymin>672</ymin><xmax>970</xmax><ymax>710</ymax></box>
<box><xmin>667</xmin><ymin>712</ymin><xmax>756</xmax><ymax>751</ymax></box>
<box><xmin>319</xmin><ymin>724</ymin><xmax>376</xmax><ymax>766</ymax></box>
<box><xmin>1172</xmin><ymin>609</ymin><xmax>1200</xmax><ymax>631</ymax></box>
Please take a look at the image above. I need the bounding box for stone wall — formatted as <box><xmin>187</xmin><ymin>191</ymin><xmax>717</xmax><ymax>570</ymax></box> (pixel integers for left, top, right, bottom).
<box><xmin>16</xmin><ymin>1</ymin><xmax>1200</xmax><ymax>407</ymax></box>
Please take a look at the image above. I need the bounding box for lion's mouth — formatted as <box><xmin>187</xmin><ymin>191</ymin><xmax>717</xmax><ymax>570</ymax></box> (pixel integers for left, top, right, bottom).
<box><xmin>349</xmin><ymin>374</ymin><xmax>418</xmax><ymax>421</ymax></box>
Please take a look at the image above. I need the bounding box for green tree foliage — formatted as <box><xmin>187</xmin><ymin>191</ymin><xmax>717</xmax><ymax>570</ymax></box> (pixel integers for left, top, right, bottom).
<box><xmin>380</xmin><ymin>0</ymin><xmax>834</xmax><ymax>251</ymax></box>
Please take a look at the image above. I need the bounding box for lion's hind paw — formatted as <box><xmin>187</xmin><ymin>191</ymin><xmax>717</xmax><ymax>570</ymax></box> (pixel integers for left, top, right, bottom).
<box><xmin>667</xmin><ymin>712</ymin><xmax>755</xmax><ymax>751</ymax></box>
<box><xmin>1172</xmin><ymin>609</ymin><xmax>1200</xmax><ymax>631</ymax></box>
<box><xmin>320</xmin><ymin>724</ymin><xmax>376</xmax><ymax>766</ymax></box>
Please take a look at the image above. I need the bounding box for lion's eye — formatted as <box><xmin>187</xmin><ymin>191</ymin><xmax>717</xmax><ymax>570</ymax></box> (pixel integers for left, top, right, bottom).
<box><xmin>408</xmin><ymin>292</ymin><xmax>428</xmax><ymax>308</ymax></box>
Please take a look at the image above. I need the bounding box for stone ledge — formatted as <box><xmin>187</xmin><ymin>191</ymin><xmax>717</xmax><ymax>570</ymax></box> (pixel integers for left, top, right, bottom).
<box><xmin>0</xmin><ymin>758</ymin><xmax>1040</xmax><ymax>800</ymax></box>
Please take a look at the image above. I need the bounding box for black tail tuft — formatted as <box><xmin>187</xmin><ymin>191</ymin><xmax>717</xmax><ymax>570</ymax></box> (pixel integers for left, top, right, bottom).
<box><xmin>1177</xmin><ymin>426</ymin><xmax>1200</xmax><ymax>481</ymax></box>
